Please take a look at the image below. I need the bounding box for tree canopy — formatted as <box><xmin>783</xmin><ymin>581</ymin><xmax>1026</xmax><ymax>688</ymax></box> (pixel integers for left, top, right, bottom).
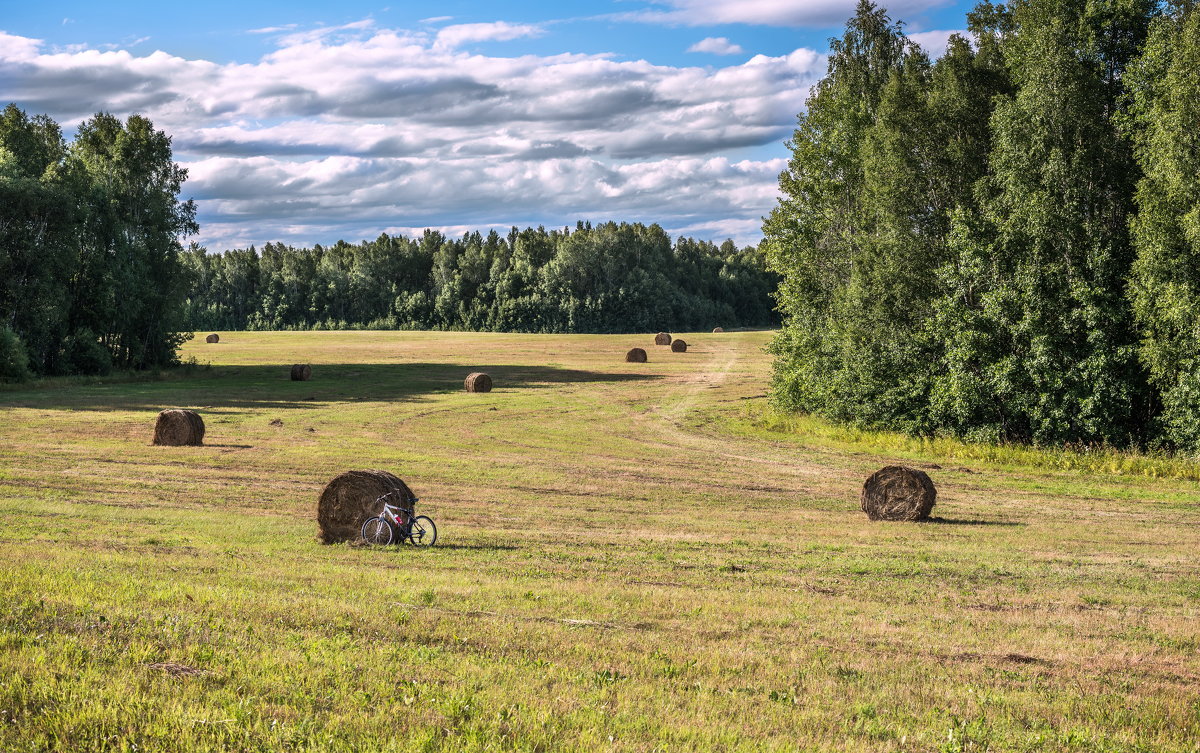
<box><xmin>180</xmin><ymin>224</ymin><xmax>778</xmax><ymax>334</ymax></box>
<box><xmin>0</xmin><ymin>105</ymin><xmax>196</xmax><ymax>379</ymax></box>
<box><xmin>764</xmin><ymin>0</ymin><xmax>1200</xmax><ymax>452</ymax></box>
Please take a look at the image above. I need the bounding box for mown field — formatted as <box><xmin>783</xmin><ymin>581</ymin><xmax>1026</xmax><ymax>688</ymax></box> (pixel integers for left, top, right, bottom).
<box><xmin>1</xmin><ymin>330</ymin><xmax>1198</xmax><ymax>752</ymax></box>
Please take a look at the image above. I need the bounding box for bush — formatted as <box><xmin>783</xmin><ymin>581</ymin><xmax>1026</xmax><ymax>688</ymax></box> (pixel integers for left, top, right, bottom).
<box><xmin>61</xmin><ymin>328</ymin><xmax>112</xmax><ymax>376</ymax></box>
<box><xmin>0</xmin><ymin>327</ymin><xmax>33</xmax><ymax>382</ymax></box>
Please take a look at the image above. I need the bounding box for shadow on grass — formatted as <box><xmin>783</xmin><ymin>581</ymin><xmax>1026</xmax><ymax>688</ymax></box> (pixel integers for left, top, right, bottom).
<box><xmin>923</xmin><ymin>517</ymin><xmax>1025</xmax><ymax>527</ymax></box>
<box><xmin>0</xmin><ymin>362</ymin><xmax>662</xmax><ymax>412</ymax></box>
<box><xmin>425</xmin><ymin>542</ymin><xmax>521</xmax><ymax>551</ymax></box>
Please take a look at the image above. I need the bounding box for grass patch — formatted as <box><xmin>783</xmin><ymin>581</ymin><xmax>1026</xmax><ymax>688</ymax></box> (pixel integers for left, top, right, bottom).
<box><xmin>738</xmin><ymin>405</ymin><xmax>1200</xmax><ymax>481</ymax></box>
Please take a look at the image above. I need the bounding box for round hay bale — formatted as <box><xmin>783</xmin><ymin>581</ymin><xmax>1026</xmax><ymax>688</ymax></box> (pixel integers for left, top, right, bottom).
<box><xmin>712</xmin><ymin>327</ymin><xmax>724</xmax><ymax>333</ymax></box>
<box><xmin>205</xmin><ymin>333</ymin><xmax>219</xmax><ymax>344</ymax></box>
<box><xmin>625</xmin><ymin>347</ymin><xmax>647</xmax><ymax>363</ymax></box>
<box><xmin>860</xmin><ymin>466</ymin><xmax>936</xmax><ymax>521</ymax></box>
<box><xmin>671</xmin><ymin>339</ymin><xmax>688</xmax><ymax>353</ymax></box>
<box><xmin>317</xmin><ymin>470</ymin><xmax>417</xmax><ymax>544</ymax></box>
<box><xmin>654</xmin><ymin>332</ymin><xmax>672</xmax><ymax>346</ymax></box>
<box><xmin>464</xmin><ymin>372</ymin><xmax>492</xmax><ymax>393</ymax></box>
<box><xmin>152</xmin><ymin>409</ymin><xmax>205</xmax><ymax>446</ymax></box>
<box><xmin>290</xmin><ymin>363</ymin><xmax>312</xmax><ymax>381</ymax></box>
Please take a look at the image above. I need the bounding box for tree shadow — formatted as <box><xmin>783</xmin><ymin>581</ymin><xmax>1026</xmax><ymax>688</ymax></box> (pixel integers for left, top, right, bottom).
<box><xmin>922</xmin><ymin>517</ymin><xmax>1025</xmax><ymax>527</ymax></box>
<box><xmin>0</xmin><ymin>362</ymin><xmax>662</xmax><ymax>412</ymax></box>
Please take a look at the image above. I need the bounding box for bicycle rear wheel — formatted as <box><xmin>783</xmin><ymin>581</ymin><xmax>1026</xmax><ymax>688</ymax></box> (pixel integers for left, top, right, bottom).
<box><xmin>361</xmin><ymin>516</ymin><xmax>394</xmax><ymax>546</ymax></box>
<box><xmin>410</xmin><ymin>516</ymin><xmax>437</xmax><ymax>547</ymax></box>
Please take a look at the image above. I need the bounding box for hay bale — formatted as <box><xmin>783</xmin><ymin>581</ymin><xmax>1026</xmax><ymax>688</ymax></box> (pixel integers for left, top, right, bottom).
<box><xmin>860</xmin><ymin>466</ymin><xmax>936</xmax><ymax>521</ymax></box>
<box><xmin>464</xmin><ymin>372</ymin><xmax>492</xmax><ymax>393</ymax></box>
<box><xmin>713</xmin><ymin>327</ymin><xmax>724</xmax><ymax>333</ymax></box>
<box><xmin>205</xmin><ymin>333</ymin><xmax>219</xmax><ymax>344</ymax></box>
<box><xmin>317</xmin><ymin>470</ymin><xmax>417</xmax><ymax>544</ymax></box>
<box><xmin>654</xmin><ymin>332</ymin><xmax>672</xmax><ymax>346</ymax></box>
<box><xmin>625</xmin><ymin>347</ymin><xmax>647</xmax><ymax>363</ymax></box>
<box><xmin>671</xmin><ymin>339</ymin><xmax>688</xmax><ymax>352</ymax></box>
<box><xmin>152</xmin><ymin>409</ymin><xmax>205</xmax><ymax>446</ymax></box>
<box><xmin>291</xmin><ymin>364</ymin><xmax>312</xmax><ymax>381</ymax></box>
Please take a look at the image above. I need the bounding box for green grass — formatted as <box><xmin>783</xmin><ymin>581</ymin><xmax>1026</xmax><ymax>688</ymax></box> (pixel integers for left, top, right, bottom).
<box><xmin>1</xmin><ymin>330</ymin><xmax>1198</xmax><ymax>752</ymax></box>
<box><xmin>740</xmin><ymin>406</ymin><xmax>1200</xmax><ymax>481</ymax></box>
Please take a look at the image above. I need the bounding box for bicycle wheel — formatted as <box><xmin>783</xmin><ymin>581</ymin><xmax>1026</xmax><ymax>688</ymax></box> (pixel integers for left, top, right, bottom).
<box><xmin>409</xmin><ymin>516</ymin><xmax>437</xmax><ymax>547</ymax></box>
<box><xmin>361</xmin><ymin>516</ymin><xmax>394</xmax><ymax>546</ymax></box>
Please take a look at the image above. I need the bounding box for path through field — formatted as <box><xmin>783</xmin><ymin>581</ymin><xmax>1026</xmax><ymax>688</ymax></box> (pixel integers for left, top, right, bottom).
<box><xmin>1</xmin><ymin>330</ymin><xmax>1198</xmax><ymax>752</ymax></box>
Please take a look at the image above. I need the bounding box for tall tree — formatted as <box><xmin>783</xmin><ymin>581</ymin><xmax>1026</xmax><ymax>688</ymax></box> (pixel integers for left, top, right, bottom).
<box><xmin>762</xmin><ymin>0</ymin><xmax>913</xmax><ymax>418</ymax></box>
<box><xmin>934</xmin><ymin>0</ymin><xmax>1155</xmax><ymax>445</ymax></box>
<box><xmin>1126</xmin><ymin>1</ymin><xmax>1200</xmax><ymax>450</ymax></box>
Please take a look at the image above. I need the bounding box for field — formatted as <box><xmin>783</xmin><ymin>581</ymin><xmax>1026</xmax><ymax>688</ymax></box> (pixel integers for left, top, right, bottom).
<box><xmin>1</xmin><ymin>330</ymin><xmax>1198</xmax><ymax>752</ymax></box>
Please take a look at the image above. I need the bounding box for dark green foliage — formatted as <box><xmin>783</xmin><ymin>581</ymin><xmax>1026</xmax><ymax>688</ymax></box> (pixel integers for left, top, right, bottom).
<box><xmin>0</xmin><ymin>105</ymin><xmax>196</xmax><ymax>377</ymax></box>
<box><xmin>764</xmin><ymin>0</ymin><xmax>1188</xmax><ymax>450</ymax></box>
<box><xmin>0</xmin><ymin>326</ymin><xmax>32</xmax><ymax>383</ymax></box>
<box><xmin>180</xmin><ymin>223</ymin><xmax>778</xmax><ymax>333</ymax></box>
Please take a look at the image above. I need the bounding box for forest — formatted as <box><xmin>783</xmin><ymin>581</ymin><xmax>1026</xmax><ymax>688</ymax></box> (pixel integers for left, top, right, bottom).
<box><xmin>763</xmin><ymin>0</ymin><xmax>1200</xmax><ymax>453</ymax></box>
<box><xmin>179</xmin><ymin>225</ymin><xmax>777</xmax><ymax>334</ymax></box>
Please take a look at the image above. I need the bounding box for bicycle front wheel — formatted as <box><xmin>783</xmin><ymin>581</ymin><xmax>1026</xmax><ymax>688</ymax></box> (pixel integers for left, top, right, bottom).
<box><xmin>410</xmin><ymin>516</ymin><xmax>437</xmax><ymax>547</ymax></box>
<box><xmin>361</xmin><ymin>516</ymin><xmax>394</xmax><ymax>546</ymax></box>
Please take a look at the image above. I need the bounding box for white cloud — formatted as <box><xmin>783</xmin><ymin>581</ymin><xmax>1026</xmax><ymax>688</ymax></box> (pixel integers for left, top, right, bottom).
<box><xmin>433</xmin><ymin>21</ymin><xmax>543</xmax><ymax>50</ymax></box>
<box><xmin>687</xmin><ymin>36</ymin><xmax>743</xmax><ymax>55</ymax></box>
<box><xmin>248</xmin><ymin>24</ymin><xmax>298</xmax><ymax>34</ymax></box>
<box><xmin>420</xmin><ymin>16</ymin><xmax>454</xmax><ymax>24</ymax></box>
<box><xmin>908</xmin><ymin>29</ymin><xmax>965</xmax><ymax>59</ymax></box>
<box><xmin>0</xmin><ymin>24</ymin><xmax>823</xmax><ymax>249</ymax></box>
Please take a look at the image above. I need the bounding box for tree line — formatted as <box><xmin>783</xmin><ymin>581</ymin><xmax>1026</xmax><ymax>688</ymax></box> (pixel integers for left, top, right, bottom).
<box><xmin>763</xmin><ymin>0</ymin><xmax>1200</xmax><ymax>453</ymax></box>
<box><xmin>180</xmin><ymin>224</ymin><xmax>778</xmax><ymax>334</ymax></box>
<box><xmin>0</xmin><ymin>105</ymin><xmax>197</xmax><ymax>379</ymax></box>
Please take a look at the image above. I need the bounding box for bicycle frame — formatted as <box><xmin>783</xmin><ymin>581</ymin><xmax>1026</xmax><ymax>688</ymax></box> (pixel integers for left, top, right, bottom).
<box><xmin>375</xmin><ymin>490</ymin><xmax>417</xmax><ymax>532</ymax></box>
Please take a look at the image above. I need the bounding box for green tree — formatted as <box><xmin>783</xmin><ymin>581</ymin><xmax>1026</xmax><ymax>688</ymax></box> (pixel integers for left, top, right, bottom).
<box><xmin>933</xmin><ymin>0</ymin><xmax>1155</xmax><ymax>445</ymax></box>
<box><xmin>1126</xmin><ymin>1</ymin><xmax>1200</xmax><ymax>450</ymax></box>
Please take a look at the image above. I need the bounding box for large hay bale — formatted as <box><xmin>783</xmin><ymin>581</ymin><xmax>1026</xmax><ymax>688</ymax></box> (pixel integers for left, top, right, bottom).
<box><xmin>464</xmin><ymin>372</ymin><xmax>492</xmax><ymax>392</ymax></box>
<box><xmin>205</xmin><ymin>333</ymin><xmax>219</xmax><ymax>344</ymax></box>
<box><xmin>626</xmin><ymin>347</ymin><xmax>647</xmax><ymax>363</ymax></box>
<box><xmin>153</xmin><ymin>409</ymin><xmax>205</xmax><ymax>446</ymax></box>
<box><xmin>654</xmin><ymin>332</ymin><xmax>672</xmax><ymax>346</ymax></box>
<box><xmin>291</xmin><ymin>364</ymin><xmax>312</xmax><ymax>381</ymax></box>
<box><xmin>712</xmin><ymin>327</ymin><xmax>724</xmax><ymax>333</ymax></box>
<box><xmin>671</xmin><ymin>339</ymin><xmax>688</xmax><ymax>352</ymax></box>
<box><xmin>860</xmin><ymin>466</ymin><xmax>936</xmax><ymax>521</ymax></box>
<box><xmin>317</xmin><ymin>470</ymin><xmax>417</xmax><ymax>544</ymax></box>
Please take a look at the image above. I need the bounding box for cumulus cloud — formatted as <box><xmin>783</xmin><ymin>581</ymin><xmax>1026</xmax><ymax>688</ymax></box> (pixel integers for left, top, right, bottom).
<box><xmin>433</xmin><ymin>21</ymin><xmax>542</xmax><ymax>49</ymax></box>
<box><xmin>0</xmin><ymin>23</ymin><xmax>822</xmax><ymax>249</ymax></box>
<box><xmin>687</xmin><ymin>36</ymin><xmax>743</xmax><ymax>55</ymax></box>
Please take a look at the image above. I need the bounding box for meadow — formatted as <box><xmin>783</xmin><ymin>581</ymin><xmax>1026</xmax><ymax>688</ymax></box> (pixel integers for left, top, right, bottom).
<box><xmin>1</xmin><ymin>330</ymin><xmax>1197</xmax><ymax>752</ymax></box>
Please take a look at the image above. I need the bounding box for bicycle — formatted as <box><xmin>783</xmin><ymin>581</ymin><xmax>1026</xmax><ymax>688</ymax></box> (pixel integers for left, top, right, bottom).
<box><xmin>360</xmin><ymin>490</ymin><xmax>437</xmax><ymax>547</ymax></box>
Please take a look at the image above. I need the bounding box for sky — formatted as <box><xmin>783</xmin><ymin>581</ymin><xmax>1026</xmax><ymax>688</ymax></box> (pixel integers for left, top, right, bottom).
<box><xmin>0</xmin><ymin>0</ymin><xmax>973</xmax><ymax>250</ymax></box>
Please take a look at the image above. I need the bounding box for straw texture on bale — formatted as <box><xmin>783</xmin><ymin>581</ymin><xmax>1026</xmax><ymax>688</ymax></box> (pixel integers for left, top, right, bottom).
<box><xmin>464</xmin><ymin>372</ymin><xmax>492</xmax><ymax>392</ymax></box>
<box><xmin>626</xmin><ymin>347</ymin><xmax>647</xmax><ymax>363</ymax></box>
<box><xmin>654</xmin><ymin>332</ymin><xmax>672</xmax><ymax>346</ymax></box>
<box><xmin>712</xmin><ymin>327</ymin><xmax>724</xmax><ymax>333</ymax></box>
<box><xmin>205</xmin><ymin>333</ymin><xmax>219</xmax><ymax>343</ymax></box>
<box><xmin>671</xmin><ymin>339</ymin><xmax>688</xmax><ymax>352</ymax></box>
<box><xmin>290</xmin><ymin>363</ymin><xmax>312</xmax><ymax>381</ymax></box>
<box><xmin>152</xmin><ymin>409</ymin><xmax>205</xmax><ymax>446</ymax></box>
<box><xmin>860</xmin><ymin>466</ymin><xmax>936</xmax><ymax>521</ymax></box>
<box><xmin>317</xmin><ymin>470</ymin><xmax>417</xmax><ymax>544</ymax></box>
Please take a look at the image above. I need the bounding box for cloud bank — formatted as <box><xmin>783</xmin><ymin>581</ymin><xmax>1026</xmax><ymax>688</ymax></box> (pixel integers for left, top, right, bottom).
<box><xmin>0</xmin><ymin>24</ymin><xmax>826</xmax><ymax>248</ymax></box>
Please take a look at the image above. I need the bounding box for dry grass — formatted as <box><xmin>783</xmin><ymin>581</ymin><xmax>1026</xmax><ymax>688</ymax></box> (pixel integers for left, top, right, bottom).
<box><xmin>0</xmin><ymin>330</ymin><xmax>1198</xmax><ymax>752</ymax></box>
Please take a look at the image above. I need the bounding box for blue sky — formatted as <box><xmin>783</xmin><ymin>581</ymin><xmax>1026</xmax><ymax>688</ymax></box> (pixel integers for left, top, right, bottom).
<box><xmin>1</xmin><ymin>0</ymin><xmax>974</xmax><ymax>249</ymax></box>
